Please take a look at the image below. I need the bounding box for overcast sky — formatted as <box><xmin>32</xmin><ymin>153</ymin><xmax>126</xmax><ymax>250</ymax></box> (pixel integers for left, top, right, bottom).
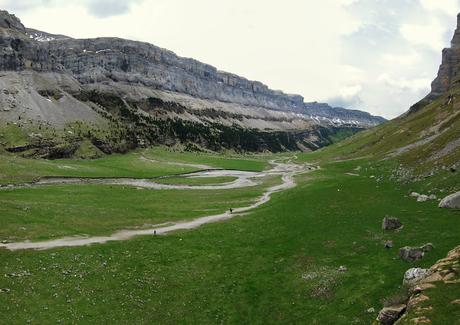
<box><xmin>1</xmin><ymin>0</ymin><xmax>459</xmax><ymax>118</ymax></box>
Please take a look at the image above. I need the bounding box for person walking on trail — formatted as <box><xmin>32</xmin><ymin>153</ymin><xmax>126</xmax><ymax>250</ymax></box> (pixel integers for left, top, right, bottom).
<box><xmin>229</xmin><ymin>208</ymin><xmax>233</xmax><ymax>214</ymax></box>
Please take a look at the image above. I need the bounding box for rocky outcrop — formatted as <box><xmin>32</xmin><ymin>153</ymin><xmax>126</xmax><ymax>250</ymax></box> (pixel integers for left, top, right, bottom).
<box><xmin>426</xmin><ymin>13</ymin><xmax>460</xmax><ymax>100</ymax></box>
<box><xmin>439</xmin><ymin>191</ymin><xmax>460</xmax><ymax>209</ymax></box>
<box><xmin>377</xmin><ymin>246</ymin><xmax>460</xmax><ymax>325</ymax></box>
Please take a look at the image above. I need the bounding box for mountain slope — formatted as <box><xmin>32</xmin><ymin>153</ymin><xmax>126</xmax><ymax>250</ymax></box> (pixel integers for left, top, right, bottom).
<box><xmin>0</xmin><ymin>10</ymin><xmax>384</xmax><ymax>156</ymax></box>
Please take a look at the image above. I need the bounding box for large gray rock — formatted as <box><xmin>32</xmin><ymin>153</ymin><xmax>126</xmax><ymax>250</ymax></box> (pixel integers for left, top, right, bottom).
<box><xmin>399</xmin><ymin>246</ymin><xmax>425</xmax><ymax>262</ymax></box>
<box><xmin>439</xmin><ymin>191</ymin><xmax>460</xmax><ymax>209</ymax></box>
<box><xmin>376</xmin><ymin>304</ymin><xmax>406</xmax><ymax>325</ymax></box>
<box><xmin>382</xmin><ymin>216</ymin><xmax>402</xmax><ymax>230</ymax></box>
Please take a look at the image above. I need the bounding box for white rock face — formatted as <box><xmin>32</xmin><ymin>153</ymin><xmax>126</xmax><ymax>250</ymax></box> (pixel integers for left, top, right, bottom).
<box><xmin>439</xmin><ymin>191</ymin><xmax>460</xmax><ymax>209</ymax></box>
<box><xmin>403</xmin><ymin>268</ymin><xmax>430</xmax><ymax>286</ymax></box>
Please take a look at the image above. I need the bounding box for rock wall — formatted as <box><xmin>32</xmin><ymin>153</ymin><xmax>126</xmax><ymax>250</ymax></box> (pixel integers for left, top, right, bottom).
<box><xmin>0</xmin><ymin>10</ymin><xmax>384</xmax><ymax>127</ymax></box>
<box><xmin>429</xmin><ymin>13</ymin><xmax>460</xmax><ymax>98</ymax></box>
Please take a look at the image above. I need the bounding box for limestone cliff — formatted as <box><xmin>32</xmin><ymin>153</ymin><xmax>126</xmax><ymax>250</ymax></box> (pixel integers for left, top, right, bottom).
<box><xmin>428</xmin><ymin>13</ymin><xmax>460</xmax><ymax>99</ymax></box>
<box><xmin>0</xmin><ymin>10</ymin><xmax>384</xmax><ymax>155</ymax></box>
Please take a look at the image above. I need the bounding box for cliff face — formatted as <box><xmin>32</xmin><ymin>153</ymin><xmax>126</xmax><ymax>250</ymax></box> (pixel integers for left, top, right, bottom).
<box><xmin>0</xmin><ymin>10</ymin><xmax>384</xmax><ymax>155</ymax></box>
<box><xmin>428</xmin><ymin>14</ymin><xmax>460</xmax><ymax>99</ymax></box>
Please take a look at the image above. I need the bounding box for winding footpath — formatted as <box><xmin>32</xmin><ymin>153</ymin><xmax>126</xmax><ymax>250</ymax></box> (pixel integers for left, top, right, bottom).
<box><xmin>0</xmin><ymin>158</ymin><xmax>315</xmax><ymax>251</ymax></box>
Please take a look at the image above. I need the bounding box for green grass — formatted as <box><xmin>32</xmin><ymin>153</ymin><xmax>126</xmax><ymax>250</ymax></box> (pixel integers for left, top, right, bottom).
<box><xmin>0</xmin><ymin>157</ymin><xmax>458</xmax><ymax>324</ymax></box>
<box><xmin>0</xmin><ymin>147</ymin><xmax>270</xmax><ymax>185</ymax></box>
<box><xmin>398</xmin><ymin>282</ymin><xmax>460</xmax><ymax>324</ymax></box>
<box><xmin>142</xmin><ymin>147</ymin><xmax>270</xmax><ymax>172</ymax></box>
<box><xmin>0</xmin><ymin>175</ymin><xmax>280</xmax><ymax>241</ymax></box>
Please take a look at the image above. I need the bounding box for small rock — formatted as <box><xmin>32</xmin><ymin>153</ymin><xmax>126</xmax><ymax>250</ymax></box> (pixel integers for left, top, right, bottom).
<box><xmin>0</xmin><ymin>288</ymin><xmax>11</xmax><ymax>293</ymax></box>
<box><xmin>382</xmin><ymin>216</ymin><xmax>402</xmax><ymax>230</ymax></box>
<box><xmin>399</xmin><ymin>247</ymin><xmax>425</xmax><ymax>262</ymax></box>
<box><xmin>410</xmin><ymin>192</ymin><xmax>420</xmax><ymax>198</ymax></box>
<box><xmin>403</xmin><ymin>268</ymin><xmax>431</xmax><ymax>286</ymax></box>
<box><xmin>338</xmin><ymin>265</ymin><xmax>347</xmax><ymax>272</ymax></box>
<box><xmin>384</xmin><ymin>240</ymin><xmax>394</xmax><ymax>249</ymax></box>
<box><xmin>451</xmin><ymin>299</ymin><xmax>460</xmax><ymax>305</ymax></box>
<box><xmin>417</xmin><ymin>195</ymin><xmax>429</xmax><ymax>202</ymax></box>
<box><xmin>377</xmin><ymin>304</ymin><xmax>406</xmax><ymax>325</ymax></box>
<box><xmin>428</xmin><ymin>194</ymin><xmax>437</xmax><ymax>200</ymax></box>
<box><xmin>367</xmin><ymin>307</ymin><xmax>375</xmax><ymax>313</ymax></box>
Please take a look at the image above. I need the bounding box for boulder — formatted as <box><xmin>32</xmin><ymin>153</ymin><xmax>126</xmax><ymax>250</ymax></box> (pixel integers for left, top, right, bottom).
<box><xmin>399</xmin><ymin>246</ymin><xmax>425</xmax><ymax>262</ymax></box>
<box><xmin>403</xmin><ymin>268</ymin><xmax>431</xmax><ymax>286</ymax></box>
<box><xmin>410</xmin><ymin>192</ymin><xmax>420</xmax><ymax>198</ymax></box>
<box><xmin>376</xmin><ymin>304</ymin><xmax>406</xmax><ymax>325</ymax></box>
<box><xmin>439</xmin><ymin>191</ymin><xmax>460</xmax><ymax>209</ymax></box>
<box><xmin>382</xmin><ymin>216</ymin><xmax>402</xmax><ymax>230</ymax></box>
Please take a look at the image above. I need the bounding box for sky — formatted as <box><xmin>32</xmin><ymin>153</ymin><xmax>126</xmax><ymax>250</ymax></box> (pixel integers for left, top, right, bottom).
<box><xmin>1</xmin><ymin>0</ymin><xmax>459</xmax><ymax>118</ymax></box>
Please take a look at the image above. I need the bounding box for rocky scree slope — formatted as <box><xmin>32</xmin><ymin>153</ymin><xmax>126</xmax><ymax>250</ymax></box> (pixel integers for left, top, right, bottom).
<box><xmin>0</xmin><ymin>10</ymin><xmax>384</xmax><ymax>157</ymax></box>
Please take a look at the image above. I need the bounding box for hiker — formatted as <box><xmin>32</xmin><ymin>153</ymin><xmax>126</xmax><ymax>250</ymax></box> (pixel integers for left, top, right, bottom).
<box><xmin>154</xmin><ymin>230</ymin><xmax>157</xmax><ymax>235</ymax></box>
<box><xmin>230</xmin><ymin>208</ymin><xmax>233</xmax><ymax>214</ymax></box>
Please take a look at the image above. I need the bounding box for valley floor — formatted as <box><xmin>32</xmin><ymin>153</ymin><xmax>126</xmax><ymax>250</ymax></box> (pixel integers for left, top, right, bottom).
<box><xmin>0</xmin><ymin>148</ymin><xmax>459</xmax><ymax>324</ymax></box>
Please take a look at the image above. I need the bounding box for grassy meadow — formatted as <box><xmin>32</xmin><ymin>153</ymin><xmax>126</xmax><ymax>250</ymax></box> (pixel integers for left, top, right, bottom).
<box><xmin>0</xmin><ymin>147</ymin><xmax>458</xmax><ymax>324</ymax></box>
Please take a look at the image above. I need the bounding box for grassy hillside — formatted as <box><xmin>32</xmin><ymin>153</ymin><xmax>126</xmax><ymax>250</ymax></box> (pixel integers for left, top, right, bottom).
<box><xmin>298</xmin><ymin>88</ymin><xmax>460</xmax><ymax>175</ymax></box>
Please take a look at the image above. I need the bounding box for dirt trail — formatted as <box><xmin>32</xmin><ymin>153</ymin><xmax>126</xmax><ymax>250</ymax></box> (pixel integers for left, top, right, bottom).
<box><xmin>0</xmin><ymin>158</ymin><xmax>315</xmax><ymax>251</ymax></box>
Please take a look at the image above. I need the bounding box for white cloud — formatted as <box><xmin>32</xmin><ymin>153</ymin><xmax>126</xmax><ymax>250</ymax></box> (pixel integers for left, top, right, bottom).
<box><xmin>0</xmin><ymin>0</ymin><xmax>143</xmax><ymax>17</ymax></box>
<box><xmin>381</xmin><ymin>52</ymin><xmax>423</xmax><ymax>66</ymax></box>
<box><xmin>339</xmin><ymin>84</ymin><xmax>363</xmax><ymax>98</ymax></box>
<box><xmin>400</xmin><ymin>19</ymin><xmax>446</xmax><ymax>51</ymax></box>
<box><xmin>420</xmin><ymin>0</ymin><xmax>460</xmax><ymax>15</ymax></box>
<box><xmin>377</xmin><ymin>73</ymin><xmax>432</xmax><ymax>93</ymax></box>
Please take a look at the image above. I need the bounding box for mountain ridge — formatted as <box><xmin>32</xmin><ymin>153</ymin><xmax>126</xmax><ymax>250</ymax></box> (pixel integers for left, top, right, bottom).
<box><xmin>0</xmin><ymin>9</ymin><xmax>384</xmax><ymax>156</ymax></box>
